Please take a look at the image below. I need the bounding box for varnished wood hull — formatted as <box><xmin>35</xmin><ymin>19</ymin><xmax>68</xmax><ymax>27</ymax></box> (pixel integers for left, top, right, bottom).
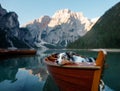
<box><xmin>45</xmin><ymin>51</ymin><xmax>106</xmax><ymax>91</ymax></box>
<box><xmin>47</xmin><ymin>65</ymin><xmax>98</xmax><ymax>91</ymax></box>
<box><xmin>0</xmin><ymin>49</ymin><xmax>36</xmax><ymax>56</ymax></box>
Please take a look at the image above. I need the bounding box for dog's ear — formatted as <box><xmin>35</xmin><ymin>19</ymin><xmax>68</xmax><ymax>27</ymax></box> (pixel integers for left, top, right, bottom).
<box><xmin>66</xmin><ymin>52</ymin><xmax>71</xmax><ymax>58</ymax></box>
<box><xmin>66</xmin><ymin>52</ymin><xmax>69</xmax><ymax>55</ymax></box>
<box><xmin>57</xmin><ymin>53</ymin><xmax>61</xmax><ymax>57</ymax></box>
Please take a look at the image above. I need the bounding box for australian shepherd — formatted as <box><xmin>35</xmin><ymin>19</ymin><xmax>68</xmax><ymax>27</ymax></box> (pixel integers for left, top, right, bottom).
<box><xmin>56</xmin><ymin>52</ymin><xmax>96</xmax><ymax>65</ymax></box>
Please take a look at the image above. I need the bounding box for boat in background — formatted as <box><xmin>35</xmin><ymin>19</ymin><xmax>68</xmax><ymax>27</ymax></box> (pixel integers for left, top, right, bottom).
<box><xmin>44</xmin><ymin>50</ymin><xmax>106</xmax><ymax>91</ymax></box>
<box><xmin>0</xmin><ymin>48</ymin><xmax>36</xmax><ymax>56</ymax></box>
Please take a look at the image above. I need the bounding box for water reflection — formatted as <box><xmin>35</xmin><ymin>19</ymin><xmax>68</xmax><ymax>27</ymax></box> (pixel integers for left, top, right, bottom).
<box><xmin>0</xmin><ymin>52</ymin><xmax>48</xmax><ymax>91</ymax></box>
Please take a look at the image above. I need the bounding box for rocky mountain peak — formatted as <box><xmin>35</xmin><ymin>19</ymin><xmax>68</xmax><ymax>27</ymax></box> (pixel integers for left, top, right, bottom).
<box><xmin>52</xmin><ymin>9</ymin><xmax>83</xmax><ymax>18</ymax></box>
<box><xmin>0</xmin><ymin>12</ymin><xmax>19</xmax><ymax>29</ymax></box>
<box><xmin>23</xmin><ymin>15</ymin><xmax>50</xmax><ymax>28</ymax></box>
<box><xmin>23</xmin><ymin>9</ymin><xmax>98</xmax><ymax>48</ymax></box>
<box><xmin>47</xmin><ymin>9</ymin><xmax>95</xmax><ymax>33</ymax></box>
<box><xmin>48</xmin><ymin>9</ymin><xmax>86</xmax><ymax>27</ymax></box>
<box><xmin>0</xmin><ymin>4</ymin><xmax>7</xmax><ymax>17</ymax></box>
<box><xmin>0</xmin><ymin>4</ymin><xmax>30</xmax><ymax>48</ymax></box>
<box><xmin>52</xmin><ymin>9</ymin><xmax>72</xmax><ymax>18</ymax></box>
<box><xmin>35</xmin><ymin>15</ymin><xmax>50</xmax><ymax>23</ymax></box>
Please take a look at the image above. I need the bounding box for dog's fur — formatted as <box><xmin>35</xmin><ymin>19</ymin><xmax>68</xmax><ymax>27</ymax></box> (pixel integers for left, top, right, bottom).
<box><xmin>56</xmin><ymin>52</ymin><xmax>96</xmax><ymax>65</ymax></box>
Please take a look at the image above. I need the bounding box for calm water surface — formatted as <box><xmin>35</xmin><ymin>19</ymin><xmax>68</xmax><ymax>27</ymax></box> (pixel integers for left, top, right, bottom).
<box><xmin>0</xmin><ymin>49</ymin><xmax>120</xmax><ymax>91</ymax></box>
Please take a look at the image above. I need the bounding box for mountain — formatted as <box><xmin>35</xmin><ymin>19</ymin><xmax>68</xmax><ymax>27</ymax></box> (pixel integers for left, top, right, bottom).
<box><xmin>22</xmin><ymin>16</ymin><xmax>51</xmax><ymax>48</ymax></box>
<box><xmin>0</xmin><ymin>4</ymin><xmax>31</xmax><ymax>48</ymax></box>
<box><xmin>23</xmin><ymin>9</ymin><xmax>97</xmax><ymax>48</ymax></box>
<box><xmin>67</xmin><ymin>2</ymin><xmax>120</xmax><ymax>49</ymax></box>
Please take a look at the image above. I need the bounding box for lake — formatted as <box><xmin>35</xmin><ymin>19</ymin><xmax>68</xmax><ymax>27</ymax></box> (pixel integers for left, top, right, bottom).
<box><xmin>0</xmin><ymin>49</ymin><xmax>120</xmax><ymax>91</ymax></box>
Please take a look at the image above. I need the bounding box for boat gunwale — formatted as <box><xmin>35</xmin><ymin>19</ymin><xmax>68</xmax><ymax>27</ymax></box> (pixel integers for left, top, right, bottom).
<box><xmin>44</xmin><ymin>59</ymin><xmax>100</xmax><ymax>69</ymax></box>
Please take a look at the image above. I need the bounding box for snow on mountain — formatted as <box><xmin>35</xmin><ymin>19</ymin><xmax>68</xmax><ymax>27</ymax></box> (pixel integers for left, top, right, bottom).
<box><xmin>48</xmin><ymin>9</ymin><xmax>93</xmax><ymax>34</ymax></box>
<box><xmin>23</xmin><ymin>9</ymin><xmax>98</xmax><ymax>48</ymax></box>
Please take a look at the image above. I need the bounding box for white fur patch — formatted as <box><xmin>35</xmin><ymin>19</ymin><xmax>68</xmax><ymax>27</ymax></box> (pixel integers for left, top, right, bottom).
<box><xmin>56</xmin><ymin>52</ymin><xmax>96</xmax><ymax>65</ymax></box>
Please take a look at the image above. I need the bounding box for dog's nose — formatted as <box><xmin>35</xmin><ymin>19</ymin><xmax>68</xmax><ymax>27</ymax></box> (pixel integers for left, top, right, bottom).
<box><xmin>56</xmin><ymin>61</ymin><xmax>59</xmax><ymax>64</ymax></box>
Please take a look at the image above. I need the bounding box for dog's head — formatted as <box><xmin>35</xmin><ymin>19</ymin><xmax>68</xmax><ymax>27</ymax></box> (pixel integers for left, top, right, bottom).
<box><xmin>56</xmin><ymin>52</ymin><xmax>75</xmax><ymax>65</ymax></box>
<box><xmin>56</xmin><ymin>52</ymin><xmax>68</xmax><ymax>64</ymax></box>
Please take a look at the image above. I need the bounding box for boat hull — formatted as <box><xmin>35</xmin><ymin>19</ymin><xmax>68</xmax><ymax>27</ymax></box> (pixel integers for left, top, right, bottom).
<box><xmin>0</xmin><ymin>49</ymin><xmax>36</xmax><ymax>60</ymax></box>
<box><xmin>45</xmin><ymin>51</ymin><xmax>106</xmax><ymax>91</ymax></box>
<box><xmin>47</xmin><ymin>65</ymin><xmax>99</xmax><ymax>91</ymax></box>
<box><xmin>0</xmin><ymin>49</ymin><xmax>36</xmax><ymax>56</ymax></box>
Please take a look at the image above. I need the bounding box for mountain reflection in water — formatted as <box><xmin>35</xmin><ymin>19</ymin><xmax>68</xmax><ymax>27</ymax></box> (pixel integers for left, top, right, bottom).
<box><xmin>0</xmin><ymin>54</ymin><xmax>48</xmax><ymax>91</ymax></box>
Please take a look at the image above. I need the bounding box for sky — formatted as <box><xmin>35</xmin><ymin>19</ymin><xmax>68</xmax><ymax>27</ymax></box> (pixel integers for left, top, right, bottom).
<box><xmin>0</xmin><ymin>0</ymin><xmax>120</xmax><ymax>26</ymax></box>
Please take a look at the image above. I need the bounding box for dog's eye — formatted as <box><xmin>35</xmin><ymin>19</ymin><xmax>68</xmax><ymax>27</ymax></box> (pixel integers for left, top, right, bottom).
<box><xmin>62</xmin><ymin>56</ymin><xmax>65</xmax><ymax>59</ymax></box>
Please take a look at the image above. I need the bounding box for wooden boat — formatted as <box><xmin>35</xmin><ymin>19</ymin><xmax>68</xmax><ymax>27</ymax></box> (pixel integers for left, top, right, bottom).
<box><xmin>44</xmin><ymin>50</ymin><xmax>106</xmax><ymax>91</ymax></box>
<box><xmin>0</xmin><ymin>49</ymin><xmax>36</xmax><ymax>56</ymax></box>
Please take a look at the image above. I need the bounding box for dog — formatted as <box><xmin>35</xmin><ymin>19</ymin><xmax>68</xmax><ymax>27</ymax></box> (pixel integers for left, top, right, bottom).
<box><xmin>56</xmin><ymin>52</ymin><xmax>96</xmax><ymax>65</ymax></box>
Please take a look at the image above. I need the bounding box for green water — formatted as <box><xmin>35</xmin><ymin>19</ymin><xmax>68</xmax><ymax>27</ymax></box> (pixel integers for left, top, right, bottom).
<box><xmin>0</xmin><ymin>49</ymin><xmax>120</xmax><ymax>91</ymax></box>
<box><xmin>103</xmin><ymin>52</ymin><xmax>120</xmax><ymax>91</ymax></box>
